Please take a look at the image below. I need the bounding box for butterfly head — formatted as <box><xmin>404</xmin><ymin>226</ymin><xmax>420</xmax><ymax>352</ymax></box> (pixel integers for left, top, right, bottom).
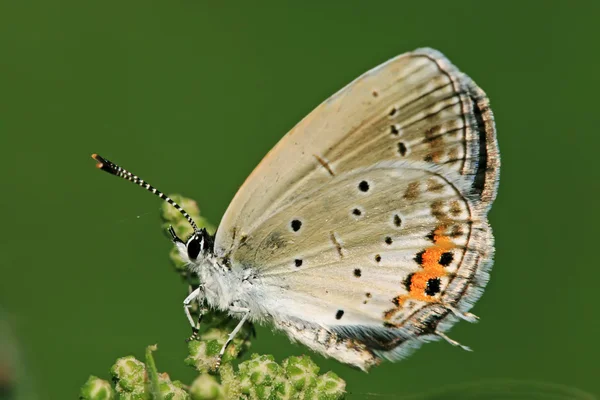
<box><xmin>169</xmin><ymin>226</ymin><xmax>214</xmax><ymax>264</ymax></box>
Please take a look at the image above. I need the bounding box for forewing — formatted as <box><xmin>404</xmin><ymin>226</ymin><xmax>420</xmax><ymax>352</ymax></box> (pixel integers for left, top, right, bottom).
<box><xmin>214</xmin><ymin>48</ymin><xmax>498</xmax><ymax>258</ymax></box>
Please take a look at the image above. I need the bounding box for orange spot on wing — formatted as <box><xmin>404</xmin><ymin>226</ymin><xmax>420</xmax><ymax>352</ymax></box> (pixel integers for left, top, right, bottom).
<box><xmin>387</xmin><ymin>226</ymin><xmax>454</xmax><ymax>316</ymax></box>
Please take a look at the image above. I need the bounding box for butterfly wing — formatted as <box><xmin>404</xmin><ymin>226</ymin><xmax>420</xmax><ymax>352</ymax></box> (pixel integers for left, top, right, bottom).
<box><xmin>215</xmin><ymin>48</ymin><xmax>498</xmax><ymax>257</ymax></box>
<box><xmin>213</xmin><ymin>48</ymin><xmax>499</xmax><ymax>369</ymax></box>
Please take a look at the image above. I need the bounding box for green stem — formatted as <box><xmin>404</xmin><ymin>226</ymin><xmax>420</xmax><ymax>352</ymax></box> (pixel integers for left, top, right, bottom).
<box><xmin>145</xmin><ymin>344</ymin><xmax>163</xmax><ymax>400</ymax></box>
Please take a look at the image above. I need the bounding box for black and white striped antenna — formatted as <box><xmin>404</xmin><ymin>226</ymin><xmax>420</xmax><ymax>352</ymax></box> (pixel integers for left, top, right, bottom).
<box><xmin>91</xmin><ymin>154</ymin><xmax>200</xmax><ymax>233</ymax></box>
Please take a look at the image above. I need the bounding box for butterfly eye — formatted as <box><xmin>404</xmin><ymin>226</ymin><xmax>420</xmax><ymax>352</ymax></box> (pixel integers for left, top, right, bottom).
<box><xmin>186</xmin><ymin>236</ymin><xmax>202</xmax><ymax>260</ymax></box>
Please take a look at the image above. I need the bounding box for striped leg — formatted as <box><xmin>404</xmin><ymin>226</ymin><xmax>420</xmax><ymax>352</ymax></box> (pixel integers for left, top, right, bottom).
<box><xmin>183</xmin><ymin>287</ymin><xmax>204</xmax><ymax>341</ymax></box>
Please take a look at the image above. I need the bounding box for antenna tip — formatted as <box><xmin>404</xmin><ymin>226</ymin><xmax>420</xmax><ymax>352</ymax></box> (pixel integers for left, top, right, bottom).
<box><xmin>91</xmin><ymin>153</ymin><xmax>102</xmax><ymax>168</ymax></box>
<box><xmin>91</xmin><ymin>154</ymin><xmax>114</xmax><ymax>173</ymax></box>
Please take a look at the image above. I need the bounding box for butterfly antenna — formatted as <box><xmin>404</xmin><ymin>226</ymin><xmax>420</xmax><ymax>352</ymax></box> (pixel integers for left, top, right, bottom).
<box><xmin>91</xmin><ymin>154</ymin><xmax>200</xmax><ymax>233</ymax></box>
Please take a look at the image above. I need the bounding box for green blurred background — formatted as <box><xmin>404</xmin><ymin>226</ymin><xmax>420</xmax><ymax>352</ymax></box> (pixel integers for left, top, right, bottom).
<box><xmin>1</xmin><ymin>1</ymin><xmax>599</xmax><ymax>398</ymax></box>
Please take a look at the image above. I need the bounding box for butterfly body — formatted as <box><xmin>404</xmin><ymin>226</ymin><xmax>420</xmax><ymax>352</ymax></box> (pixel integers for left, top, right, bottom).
<box><xmin>93</xmin><ymin>47</ymin><xmax>499</xmax><ymax>371</ymax></box>
<box><xmin>186</xmin><ymin>244</ymin><xmax>386</xmax><ymax>369</ymax></box>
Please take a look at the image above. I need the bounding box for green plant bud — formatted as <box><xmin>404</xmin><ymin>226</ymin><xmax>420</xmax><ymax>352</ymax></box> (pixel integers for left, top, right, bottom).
<box><xmin>185</xmin><ymin>326</ymin><xmax>251</xmax><ymax>373</ymax></box>
<box><xmin>267</xmin><ymin>376</ymin><xmax>296</xmax><ymax>400</ymax></box>
<box><xmin>156</xmin><ymin>373</ymin><xmax>190</xmax><ymax>400</ymax></box>
<box><xmin>110</xmin><ymin>356</ymin><xmax>146</xmax><ymax>394</ymax></box>
<box><xmin>313</xmin><ymin>372</ymin><xmax>346</xmax><ymax>400</ymax></box>
<box><xmin>218</xmin><ymin>364</ymin><xmax>242</xmax><ymax>400</ymax></box>
<box><xmin>185</xmin><ymin>337</ymin><xmax>219</xmax><ymax>373</ymax></box>
<box><xmin>281</xmin><ymin>356</ymin><xmax>319</xmax><ymax>392</ymax></box>
<box><xmin>241</xmin><ymin>354</ymin><xmax>282</xmax><ymax>387</ymax></box>
<box><xmin>79</xmin><ymin>376</ymin><xmax>115</xmax><ymax>400</ymax></box>
<box><xmin>189</xmin><ymin>374</ymin><xmax>224</xmax><ymax>400</ymax></box>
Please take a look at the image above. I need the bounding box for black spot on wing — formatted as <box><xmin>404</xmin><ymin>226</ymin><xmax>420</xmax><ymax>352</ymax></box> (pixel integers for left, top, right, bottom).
<box><xmin>403</xmin><ymin>273</ymin><xmax>415</xmax><ymax>291</ymax></box>
<box><xmin>414</xmin><ymin>250</ymin><xmax>425</xmax><ymax>265</ymax></box>
<box><xmin>397</xmin><ymin>142</ymin><xmax>407</xmax><ymax>156</ymax></box>
<box><xmin>425</xmin><ymin>229</ymin><xmax>436</xmax><ymax>242</ymax></box>
<box><xmin>358</xmin><ymin>181</ymin><xmax>370</xmax><ymax>192</ymax></box>
<box><xmin>425</xmin><ymin>278</ymin><xmax>441</xmax><ymax>296</ymax></box>
<box><xmin>291</xmin><ymin>219</ymin><xmax>302</xmax><ymax>232</ymax></box>
<box><xmin>439</xmin><ymin>252</ymin><xmax>453</xmax><ymax>266</ymax></box>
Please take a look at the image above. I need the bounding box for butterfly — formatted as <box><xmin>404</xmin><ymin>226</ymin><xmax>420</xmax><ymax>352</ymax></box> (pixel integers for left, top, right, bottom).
<box><xmin>92</xmin><ymin>47</ymin><xmax>499</xmax><ymax>371</ymax></box>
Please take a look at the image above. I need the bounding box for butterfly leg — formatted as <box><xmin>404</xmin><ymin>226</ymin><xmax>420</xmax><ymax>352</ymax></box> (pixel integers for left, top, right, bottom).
<box><xmin>444</xmin><ymin>304</ymin><xmax>479</xmax><ymax>323</ymax></box>
<box><xmin>436</xmin><ymin>331</ymin><xmax>472</xmax><ymax>352</ymax></box>
<box><xmin>215</xmin><ymin>307</ymin><xmax>250</xmax><ymax>369</ymax></box>
<box><xmin>183</xmin><ymin>286</ymin><xmax>204</xmax><ymax>341</ymax></box>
